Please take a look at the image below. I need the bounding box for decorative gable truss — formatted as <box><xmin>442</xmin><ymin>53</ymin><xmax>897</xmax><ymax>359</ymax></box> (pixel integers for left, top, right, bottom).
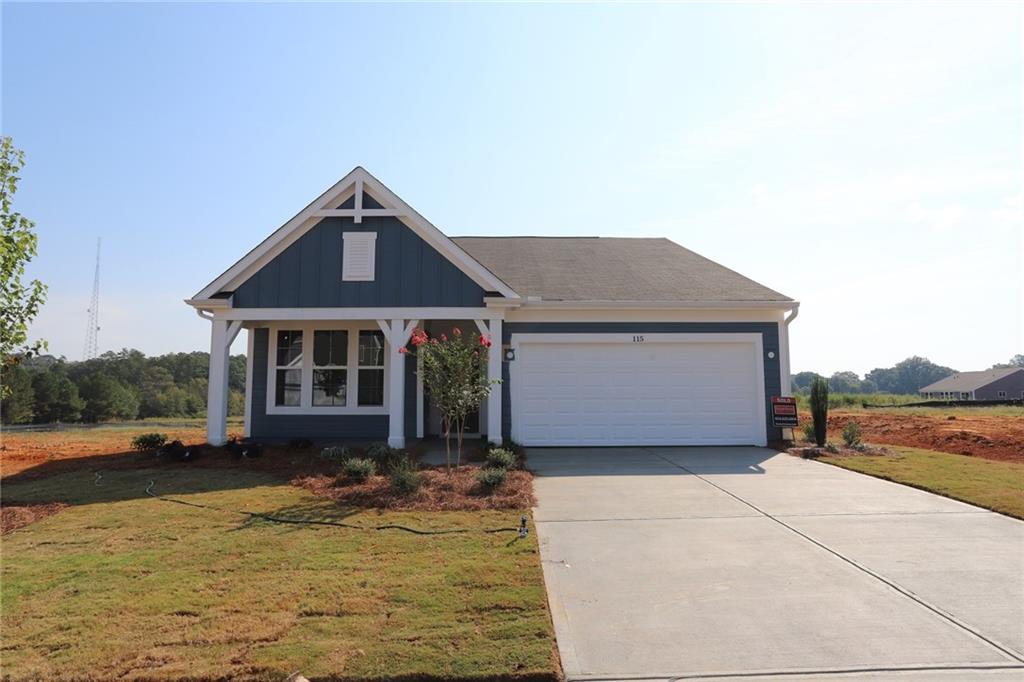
<box><xmin>186</xmin><ymin>167</ymin><xmax>519</xmax><ymax>309</ymax></box>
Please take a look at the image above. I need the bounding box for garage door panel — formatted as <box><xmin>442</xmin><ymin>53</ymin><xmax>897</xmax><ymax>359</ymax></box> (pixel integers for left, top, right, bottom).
<box><xmin>513</xmin><ymin>339</ymin><xmax>764</xmax><ymax>446</ymax></box>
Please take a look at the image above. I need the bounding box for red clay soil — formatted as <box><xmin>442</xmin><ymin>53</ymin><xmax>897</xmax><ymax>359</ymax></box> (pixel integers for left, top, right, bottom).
<box><xmin>1</xmin><ymin>502</ymin><xmax>68</xmax><ymax>534</ymax></box>
<box><xmin>821</xmin><ymin>410</ymin><xmax>1024</xmax><ymax>464</ymax></box>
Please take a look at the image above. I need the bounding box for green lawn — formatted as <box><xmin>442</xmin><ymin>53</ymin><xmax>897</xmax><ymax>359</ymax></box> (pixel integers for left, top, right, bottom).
<box><xmin>1</xmin><ymin>468</ymin><xmax>557</xmax><ymax>681</ymax></box>
<box><xmin>821</xmin><ymin>446</ymin><xmax>1024</xmax><ymax>520</ymax></box>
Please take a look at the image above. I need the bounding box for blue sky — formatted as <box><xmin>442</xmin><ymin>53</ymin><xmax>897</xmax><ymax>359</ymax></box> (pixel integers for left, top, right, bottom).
<box><xmin>3</xmin><ymin>2</ymin><xmax>1021</xmax><ymax>375</ymax></box>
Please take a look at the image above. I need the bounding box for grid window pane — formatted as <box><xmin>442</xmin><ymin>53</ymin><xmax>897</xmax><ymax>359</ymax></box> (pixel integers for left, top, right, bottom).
<box><xmin>276</xmin><ymin>330</ymin><xmax>303</xmax><ymax>367</ymax></box>
<box><xmin>358</xmin><ymin>368</ymin><xmax>384</xmax><ymax>406</ymax></box>
<box><xmin>313</xmin><ymin>369</ymin><xmax>347</xmax><ymax>406</ymax></box>
<box><xmin>313</xmin><ymin>330</ymin><xmax>348</xmax><ymax>367</ymax></box>
<box><xmin>359</xmin><ymin>331</ymin><xmax>385</xmax><ymax>367</ymax></box>
<box><xmin>275</xmin><ymin>369</ymin><xmax>301</xmax><ymax>406</ymax></box>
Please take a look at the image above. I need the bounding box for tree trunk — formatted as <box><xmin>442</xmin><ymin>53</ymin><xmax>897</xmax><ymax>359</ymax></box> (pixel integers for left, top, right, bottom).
<box><xmin>442</xmin><ymin>415</ymin><xmax>452</xmax><ymax>473</ymax></box>
<box><xmin>456</xmin><ymin>415</ymin><xmax>465</xmax><ymax>467</ymax></box>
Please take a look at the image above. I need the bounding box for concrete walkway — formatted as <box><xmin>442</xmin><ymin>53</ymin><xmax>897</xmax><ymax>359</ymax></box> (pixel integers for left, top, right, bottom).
<box><xmin>529</xmin><ymin>447</ymin><xmax>1024</xmax><ymax>681</ymax></box>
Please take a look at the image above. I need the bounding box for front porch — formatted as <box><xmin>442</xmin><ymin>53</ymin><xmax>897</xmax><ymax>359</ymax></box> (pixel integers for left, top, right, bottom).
<box><xmin>203</xmin><ymin>307</ymin><xmax>504</xmax><ymax>449</ymax></box>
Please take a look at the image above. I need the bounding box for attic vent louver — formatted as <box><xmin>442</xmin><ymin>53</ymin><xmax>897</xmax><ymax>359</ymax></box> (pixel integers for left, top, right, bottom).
<box><xmin>342</xmin><ymin>232</ymin><xmax>376</xmax><ymax>281</ymax></box>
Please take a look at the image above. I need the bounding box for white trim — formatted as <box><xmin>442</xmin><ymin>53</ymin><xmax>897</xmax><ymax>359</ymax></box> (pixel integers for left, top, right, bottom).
<box><xmin>496</xmin><ymin>299</ymin><xmax>798</xmax><ymax>310</ymax></box>
<box><xmin>315</xmin><ymin>208</ymin><xmax>404</xmax><ymax>219</ymax></box>
<box><xmin>504</xmin><ymin>307</ymin><xmax>787</xmax><ymax>323</ymax></box>
<box><xmin>264</xmin><ymin>322</ymin><xmax>389</xmax><ymax>416</ymax></box>
<box><xmin>192</xmin><ymin>167</ymin><xmax>519</xmax><ymax>301</ymax></box>
<box><xmin>509</xmin><ymin>332</ymin><xmax>767</xmax><ymax>447</ymax></box>
<box><xmin>243</xmin><ymin>328</ymin><xmax>254</xmax><ymax>438</ymax></box>
<box><xmin>215</xmin><ymin>306</ymin><xmax>493</xmax><ymax>321</ymax></box>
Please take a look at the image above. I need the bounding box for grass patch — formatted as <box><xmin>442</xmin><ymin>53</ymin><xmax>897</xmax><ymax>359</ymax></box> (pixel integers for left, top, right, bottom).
<box><xmin>821</xmin><ymin>445</ymin><xmax>1024</xmax><ymax>519</ymax></box>
<box><xmin>1</xmin><ymin>468</ymin><xmax>557</xmax><ymax>680</ymax></box>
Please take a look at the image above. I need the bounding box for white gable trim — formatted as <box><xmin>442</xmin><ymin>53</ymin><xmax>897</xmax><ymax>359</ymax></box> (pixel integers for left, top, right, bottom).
<box><xmin>191</xmin><ymin>167</ymin><xmax>519</xmax><ymax>303</ymax></box>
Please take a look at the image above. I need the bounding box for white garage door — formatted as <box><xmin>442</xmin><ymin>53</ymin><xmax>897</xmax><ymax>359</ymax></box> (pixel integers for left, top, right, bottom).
<box><xmin>510</xmin><ymin>333</ymin><xmax>766</xmax><ymax>446</ymax></box>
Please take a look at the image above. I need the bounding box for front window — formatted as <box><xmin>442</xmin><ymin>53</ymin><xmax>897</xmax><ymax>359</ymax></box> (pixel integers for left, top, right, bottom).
<box><xmin>312</xmin><ymin>330</ymin><xmax>348</xmax><ymax>406</ymax></box>
<box><xmin>358</xmin><ymin>330</ymin><xmax>385</xmax><ymax>406</ymax></box>
<box><xmin>274</xmin><ymin>330</ymin><xmax>303</xmax><ymax>406</ymax></box>
<box><xmin>998</xmin><ymin>391</ymin><xmax>1007</xmax><ymax>399</ymax></box>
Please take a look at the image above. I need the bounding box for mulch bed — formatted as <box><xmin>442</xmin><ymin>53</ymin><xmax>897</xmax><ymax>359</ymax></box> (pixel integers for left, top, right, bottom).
<box><xmin>1</xmin><ymin>502</ymin><xmax>68</xmax><ymax>535</ymax></box>
<box><xmin>788</xmin><ymin>443</ymin><xmax>891</xmax><ymax>459</ymax></box>
<box><xmin>297</xmin><ymin>465</ymin><xmax>535</xmax><ymax>511</ymax></box>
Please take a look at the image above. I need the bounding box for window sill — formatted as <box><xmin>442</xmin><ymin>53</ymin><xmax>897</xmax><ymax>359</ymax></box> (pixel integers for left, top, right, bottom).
<box><xmin>265</xmin><ymin>406</ymin><xmax>388</xmax><ymax>416</ymax></box>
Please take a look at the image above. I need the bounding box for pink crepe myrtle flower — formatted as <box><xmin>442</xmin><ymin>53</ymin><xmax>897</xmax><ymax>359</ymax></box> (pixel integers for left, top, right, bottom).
<box><xmin>479</xmin><ymin>334</ymin><xmax>492</xmax><ymax>348</ymax></box>
<box><xmin>452</xmin><ymin>327</ymin><xmax>462</xmax><ymax>336</ymax></box>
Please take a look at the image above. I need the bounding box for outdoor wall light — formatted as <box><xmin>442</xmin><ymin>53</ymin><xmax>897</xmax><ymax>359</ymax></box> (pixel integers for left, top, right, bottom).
<box><xmin>505</xmin><ymin>349</ymin><xmax>516</xmax><ymax>361</ymax></box>
<box><xmin>768</xmin><ymin>351</ymin><xmax>776</xmax><ymax>359</ymax></box>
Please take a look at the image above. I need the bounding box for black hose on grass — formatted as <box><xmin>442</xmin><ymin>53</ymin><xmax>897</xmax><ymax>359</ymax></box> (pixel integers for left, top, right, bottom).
<box><xmin>143</xmin><ymin>480</ymin><xmax>522</xmax><ymax>536</ymax></box>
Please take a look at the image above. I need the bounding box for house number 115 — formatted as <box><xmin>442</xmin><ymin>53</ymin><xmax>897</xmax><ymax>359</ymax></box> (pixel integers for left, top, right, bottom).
<box><xmin>632</xmin><ymin>335</ymin><xmax>645</xmax><ymax>343</ymax></box>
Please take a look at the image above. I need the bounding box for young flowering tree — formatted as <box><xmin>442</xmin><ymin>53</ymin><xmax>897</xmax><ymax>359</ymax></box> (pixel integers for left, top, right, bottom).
<box><xmin>401</xmin><ymin>326</ymin><xmax>497</xmax><ymax>471</ymax></box>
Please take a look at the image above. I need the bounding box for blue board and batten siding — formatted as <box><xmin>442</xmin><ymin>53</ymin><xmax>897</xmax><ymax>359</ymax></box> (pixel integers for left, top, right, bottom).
<box><xmin>500</xmin><ymin>323</ymin><xmax>783</xmax><ymax>443</ymax></box>
<box><xmin>232</xmin><ymin>216</ymin><xmax>486</xmax><ymax>308</ymax></box>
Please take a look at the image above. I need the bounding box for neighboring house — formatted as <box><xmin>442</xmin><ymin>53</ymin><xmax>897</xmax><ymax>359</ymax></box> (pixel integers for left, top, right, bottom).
<box><xmin>188</xmin><ymin>168</ymin><xmax>798</xmax><ymax>448</ymax></box>
<box><xmin>919</xmin><ymin>367</ymin><xmax>1024</xmax><ymax>401</ymax></box>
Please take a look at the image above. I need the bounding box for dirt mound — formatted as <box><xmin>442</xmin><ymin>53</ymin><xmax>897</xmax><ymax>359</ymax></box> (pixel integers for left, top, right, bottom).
<box><xmin>1</xmin><ymin>502</ymin><xmax>68</xmax><ymax>534</ymax></box>
<box><xmin>814</xmin><ymin>410</ymin><xmax>1024</xmax><ymax>464</ymax></box>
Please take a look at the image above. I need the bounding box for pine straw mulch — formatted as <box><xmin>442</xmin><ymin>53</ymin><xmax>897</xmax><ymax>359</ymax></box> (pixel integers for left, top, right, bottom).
<box><xmin>296</xmin><ymin>465</ymin><xmax>535</xmax><ymax>511</ymax></box>
<box><xmin>1</xmin><ymin>502</ymin><xmax>68</xmax><ymax>535</ymax></box>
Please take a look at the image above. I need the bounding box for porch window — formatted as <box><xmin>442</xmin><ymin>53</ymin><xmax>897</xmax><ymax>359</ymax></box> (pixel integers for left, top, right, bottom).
<box><xmin>312</xmin><ymin>330</ymin><xmax>348</xmax><ymax>406</ymax></box>
<box><xmin>274</xmin><ymin>330</ymin><xmax>303</xmax><ymax>406</ymax></box>
<box><xmin>358</xmin><ymin>330</ymin><xmax>385</xmax><ymax>406</ymax></box>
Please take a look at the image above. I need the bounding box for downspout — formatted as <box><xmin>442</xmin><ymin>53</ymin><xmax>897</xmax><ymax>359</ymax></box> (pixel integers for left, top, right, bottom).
<box><xmin>195</xmin><ymin>308</ymin><xmax>214</xmax><ymax>321</ymax></box>
<box><xmin>780</xmin><ymin>304</ymin><xmax>799</xmax><ymax>397</ymax></box>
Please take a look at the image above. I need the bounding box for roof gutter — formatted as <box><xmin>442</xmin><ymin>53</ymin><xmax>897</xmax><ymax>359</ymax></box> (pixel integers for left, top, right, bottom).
<box><xmin>485</xmin><ymin>298</ymin><xmax>799</xmax><ymax>311</ymax></box>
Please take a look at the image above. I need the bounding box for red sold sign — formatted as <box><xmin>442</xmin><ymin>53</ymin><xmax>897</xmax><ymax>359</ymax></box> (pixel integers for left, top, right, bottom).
<box><xmin>771</xmin><ymin>396</ymin><xmax>799</xmax><ymax>427</ymax></box>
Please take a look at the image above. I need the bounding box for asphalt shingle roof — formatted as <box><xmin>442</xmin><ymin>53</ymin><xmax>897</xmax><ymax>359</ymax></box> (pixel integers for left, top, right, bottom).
<box><xmin>919</xmin><ymin>367</ymin><xmax>1023</xmax><ymax>393</ymax></box>
<box><xmin>452</xmin><ymin>236</ymin><xmax>792</xmax><ymax>302</ymax></box>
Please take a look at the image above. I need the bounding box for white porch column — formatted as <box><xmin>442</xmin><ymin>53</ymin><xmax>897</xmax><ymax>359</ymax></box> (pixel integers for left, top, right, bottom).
<box><xmin>383</xmin><ymin>319</ymin><xmax>418</xmax><ymax>449</ymax></box>
<box><xmin>476</xmin><ymin>317</ymin><xmax>503</xmax><ymax>446</ymax></box>
<box><xmin>486</xmin><ymin>318</ymin><xmax>503</xmax><ymax>445</ymax></box>
<box><xmin>207</xmin><ymin>318</ymin><xmax>242</xmax><ymax>446</ymax></box>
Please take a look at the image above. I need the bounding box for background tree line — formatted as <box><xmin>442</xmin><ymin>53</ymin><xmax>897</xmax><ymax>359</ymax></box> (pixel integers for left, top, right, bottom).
<box><xmin>792</xmin><ymin>354</ymin><xmax>1024</xmax><ymax>396</ymax></box>
<box><xmin>1</xmin><ymin>349</ymin><xmax>246</xmax><ymax>424</ymax></box>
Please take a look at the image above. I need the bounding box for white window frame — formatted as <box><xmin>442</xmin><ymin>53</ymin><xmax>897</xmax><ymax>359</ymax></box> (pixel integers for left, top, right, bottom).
<box><xmin>311</xmin><ymin>329</ymin><xmax>350</xmax><ymax>407</ymax></box>
<box><xmin>356</xmin><ymin>330</ymin><xmax>387</xmax><ymax>407</ymax></box>
<box><xmin>342</xmin><ymin>232</ymin><xmax>377</xmax><ymax>282</ymax></box>
<box><xmin>266</xmin><ymin>323</ymin><xmax>389</xmax><ymax>415</ymax></box>
<box><xmin>997</xmin><ymin>390</ymin><xmax>1007</xmax><ymax>399</ymax></box>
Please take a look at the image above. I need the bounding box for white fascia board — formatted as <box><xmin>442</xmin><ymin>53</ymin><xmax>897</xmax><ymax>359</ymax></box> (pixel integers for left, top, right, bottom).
<box><xmin>193</xmin><ymin>167</ymin><xmax>520</xmax><ymax>302</ymax></box>
<box><xmin>185</xmin><ymin>297</ymin><xmax>232</xmax><ymax>311</ymax></box>
<box><xmin>513</xmin><ymin>299</ymin><xmax>799</xmax><ymax>310</ymax></box>
<box><xmin>213</xmin><ymin>306</ymin><xmax>493</xmax><ymax>321</ymax></box>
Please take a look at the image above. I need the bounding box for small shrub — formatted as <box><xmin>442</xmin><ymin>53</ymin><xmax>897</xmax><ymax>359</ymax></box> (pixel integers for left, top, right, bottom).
<box><xmin>366</xmin><ymin>442</ymin><xmax>393</xmax><ymax>460</ymax></box>
<box><xmin>131</xmin><ymin>433</ymin><xmax>166</xmax><ymax>451</ymax></box>
<box><xmin>477</xmin><ymin>466</ymin><xmax>508</xmax><ymax>491</ymax></box>
<box><xmin>823</xmin><ymin>442</ymin><xmax>840</xmax><ymax>454</ymax></box>
<box><xmin>341</xmin><ymin>457</ymin><xmax>376</xmax><ymax>482</ymax></box>
<box><xmin>388</xmin><ymin>457</ymin><xmax>421</xmax><ymax>494</ymax></box>
<box><xmin>320</xmin><ymin>445</ymin><xmax>351</xmax><ymax>462</ymax></box>
<box><xmin>801</xmin><ymin>422</ymin><xmax>816</xmax><ymax>443</ymax></box>
<box><xmin>842</xmin><ymin>420</ymin><xmax>863</xmax><ymax>448</ymax></box>
<box><xmin>485</xmin><ymin>447</ymin><xmax>517</xmax><ymax>470</ymax></box>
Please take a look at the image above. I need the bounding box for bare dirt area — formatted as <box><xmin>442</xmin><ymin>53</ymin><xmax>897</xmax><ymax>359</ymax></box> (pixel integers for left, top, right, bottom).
<box><xmin>820</xmin><ymin>409</ymin><xmax>1024</xmax><ymax>464</ymax></box>
<box><xmin>0</xmin><ymin>502</ymin><xmax>68</xmax><ymax>534</ymax></box>
<box><xmin>0</xmin><ymin>424</ymin><xmax>220</xmax><ymax>479</ymax></box>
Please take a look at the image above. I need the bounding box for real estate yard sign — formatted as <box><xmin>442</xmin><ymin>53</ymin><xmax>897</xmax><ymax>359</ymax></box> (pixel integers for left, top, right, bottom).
<box><xmin>771</xmin><ymin>396</ymin><xmax>799</xmax><ymax>428</ymax></box>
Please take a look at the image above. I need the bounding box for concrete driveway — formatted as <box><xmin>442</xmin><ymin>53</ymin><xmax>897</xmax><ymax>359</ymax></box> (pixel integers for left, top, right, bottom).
<box><xmin>530</xmin><ymin>447</ymin><xmax>1024</xmax><ymax>681</ymax></box>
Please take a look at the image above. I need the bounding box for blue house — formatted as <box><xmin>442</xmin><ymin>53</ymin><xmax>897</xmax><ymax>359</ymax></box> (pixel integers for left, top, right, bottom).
<box><xmin>188</xmin><ymin>168</ymin><xmax>798</xmax><ymax>448</ymax></box>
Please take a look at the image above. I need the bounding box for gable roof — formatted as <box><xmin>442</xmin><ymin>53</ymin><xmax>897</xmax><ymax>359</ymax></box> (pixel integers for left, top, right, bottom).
<box><xmin>188</xmin><ymin>167</ymin><xmax>519</xmax><ymax>305</ymax></box>
<box><xmin>452</xmin><ymin>237</ymin><xmax>793</xmax><ymax>303</ymax></box>
<box><xmin>919</xmin><ymin>367</ymin><xmax>1023</xmax><ymax>393</ymax></box>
